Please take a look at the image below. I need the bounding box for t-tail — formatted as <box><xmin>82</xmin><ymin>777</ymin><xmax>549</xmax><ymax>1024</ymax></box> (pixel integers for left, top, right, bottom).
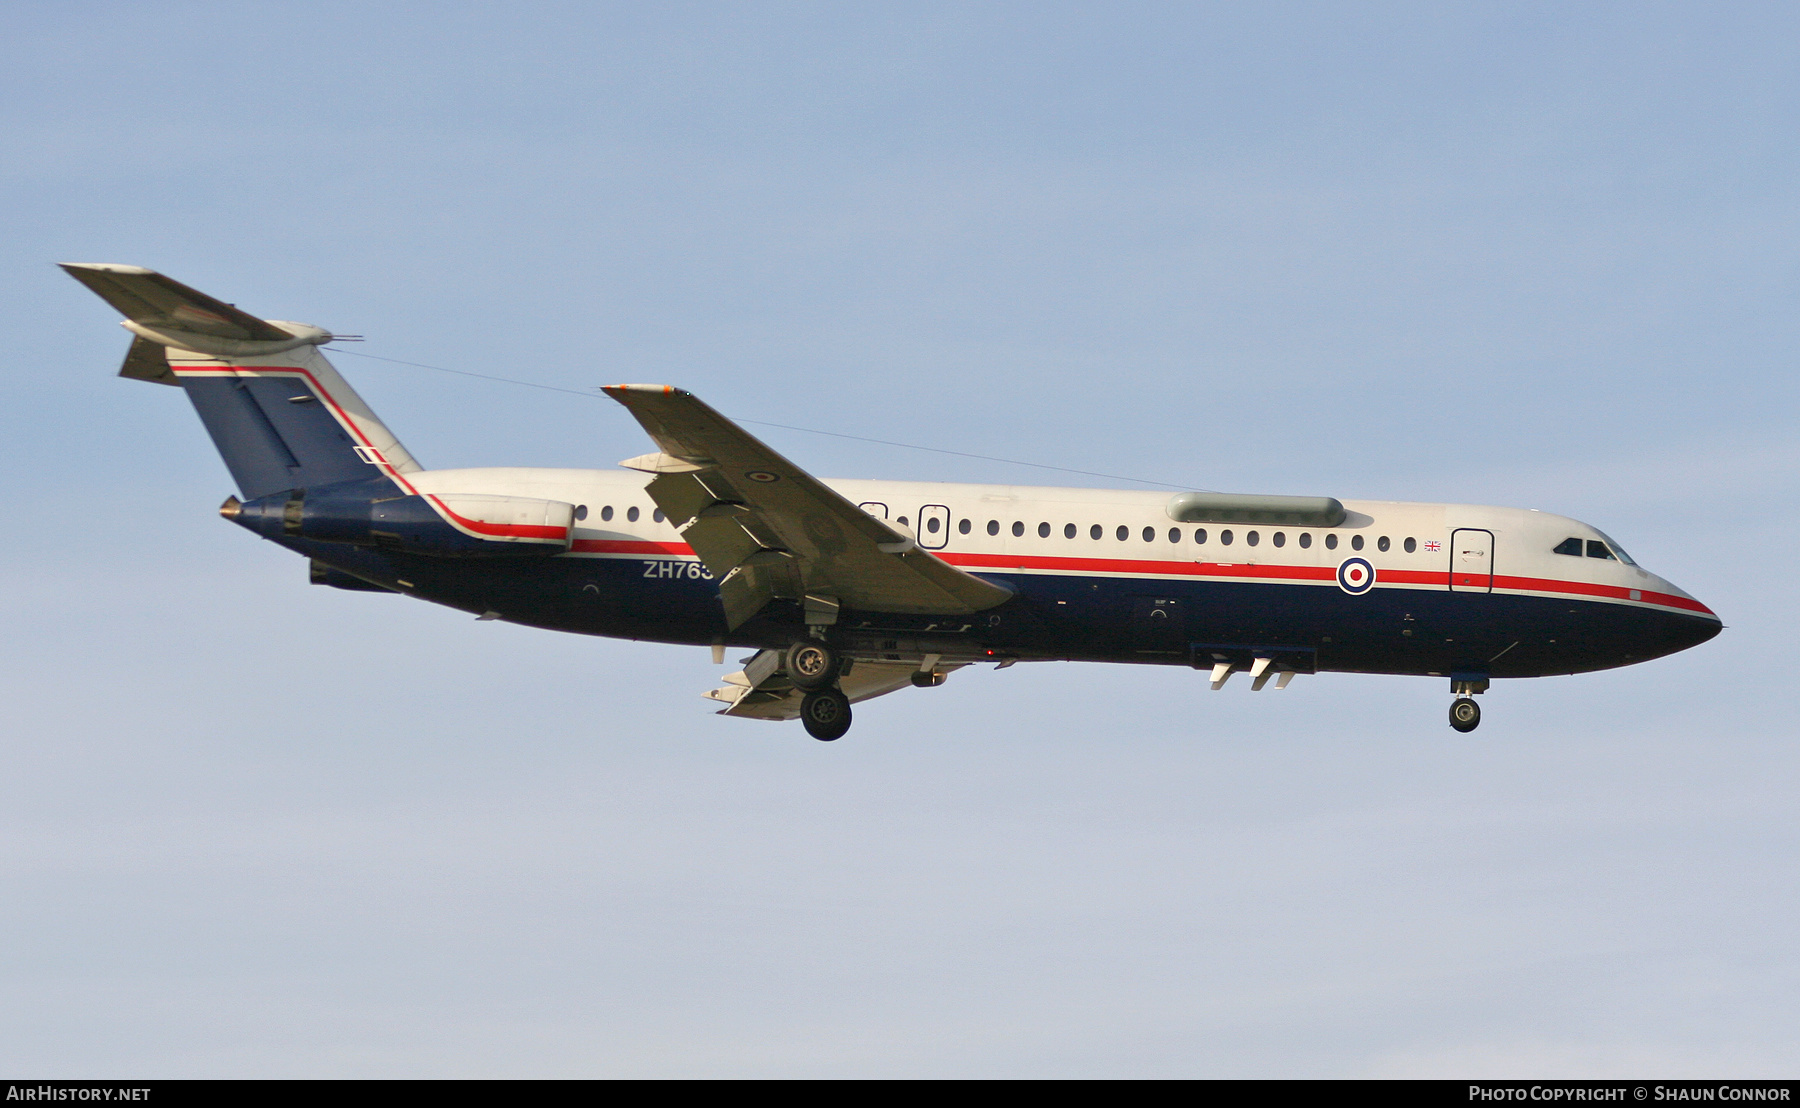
<box><xmin>61</xmin><ymin>263</ymin><xmax>420</xmax><ymax>498</ymax></box>
<box><xmin>63</xmin><ymin>264</ymin><xmax>574</xmax><ymax>559</ymax></box>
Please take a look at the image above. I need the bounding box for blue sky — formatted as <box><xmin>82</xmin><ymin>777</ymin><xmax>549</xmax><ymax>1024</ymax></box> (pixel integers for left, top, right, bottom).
<box><xmin>3</xmin><ymin>1</ymin><xmax>1796</xmax><ymax>1076</ymax></box>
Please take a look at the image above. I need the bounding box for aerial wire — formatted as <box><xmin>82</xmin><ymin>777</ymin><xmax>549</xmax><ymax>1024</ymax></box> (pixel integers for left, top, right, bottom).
<box><xmin>332</xmin><ymin>346</ymin><xmax>1193</xmax><ymax>490</ymax></box>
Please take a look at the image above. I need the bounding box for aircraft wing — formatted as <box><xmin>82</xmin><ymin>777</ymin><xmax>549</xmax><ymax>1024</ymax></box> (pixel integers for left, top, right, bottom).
<box><xmin>703</xmin><ymin>649</ymin><xmax>967</xmax><ymax>720</ymax></box>
<box><xmin>602</xmin><ymin>385</ymin><xmax>1013</xmax><ymax>629</ymax></box>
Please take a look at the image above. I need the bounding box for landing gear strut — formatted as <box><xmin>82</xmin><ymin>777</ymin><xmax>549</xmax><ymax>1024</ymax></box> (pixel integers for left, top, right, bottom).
<box><xmin>801</xmin><ymin>687</ymin><xmax>852</xmax><ymax>741</ymax></box>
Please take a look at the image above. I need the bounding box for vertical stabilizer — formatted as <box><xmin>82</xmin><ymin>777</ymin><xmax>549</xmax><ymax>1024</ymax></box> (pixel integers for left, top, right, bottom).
<box><xmin>62</xmin><ymin>263</ymin><xmax>422</xmax><ymax>499</ymax></box>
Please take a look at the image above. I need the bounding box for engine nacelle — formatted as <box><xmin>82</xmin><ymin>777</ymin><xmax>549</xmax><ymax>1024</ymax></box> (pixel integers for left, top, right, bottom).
<box><xmin>225</xmin><ymin>479</ymin><xmax>575</xmax><ymax>558</ymax></box>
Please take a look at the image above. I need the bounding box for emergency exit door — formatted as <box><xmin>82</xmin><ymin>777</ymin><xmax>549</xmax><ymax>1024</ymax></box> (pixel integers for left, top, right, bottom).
<box><xmin>917</xmin><ymin>504</ymin><xmax>951</xmax><ymax>549</ymax></box>
<box><xmin>1448</xmin><ymin>528</ymin><xmax>1494</xmax><ymax>592</ymax></box>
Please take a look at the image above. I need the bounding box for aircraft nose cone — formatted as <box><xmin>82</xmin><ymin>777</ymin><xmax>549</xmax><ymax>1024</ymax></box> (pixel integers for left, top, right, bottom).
<box><xmin>1669</xmin><ymin>613</ymin><xmax>1723</xmax><ymax>652</ymax></box>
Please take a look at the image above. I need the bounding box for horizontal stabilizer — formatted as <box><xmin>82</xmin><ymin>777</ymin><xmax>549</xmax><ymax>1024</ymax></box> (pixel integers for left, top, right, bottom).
<box><xmin>118</xmin><ymin>335</ymin><xmax>177</xmax><ymax>385</ymax></box>
<box><xmin>61</xmin><ymin>263</ymin><xmax>292</xmax><ymax>342</ymax></box>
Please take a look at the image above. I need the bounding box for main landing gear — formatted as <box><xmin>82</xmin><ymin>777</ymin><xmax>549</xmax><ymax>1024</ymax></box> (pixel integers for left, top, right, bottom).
<box><xmin>800</xmin><ymin>687</ymin><xmax>852</xmax><ymax>742</ymax></box>
<box><xmin>787</xmin><ymin>640</ymin><xmax>851</xmax><ymax>741</ymax></box>
<box><xmin>1448</xmin><ymin>675</ymin><xmax>1488</xmax><ymax>733</ymax></box>
<box><xmin>785</xmin><ymin>640</ymin><xmax>839</xmax><ymax>691</ymax></box>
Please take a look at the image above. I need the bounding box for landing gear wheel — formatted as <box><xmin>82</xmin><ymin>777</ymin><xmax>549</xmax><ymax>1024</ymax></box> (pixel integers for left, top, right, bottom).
<box><xmin>785</xmin><ymin>641</ymin><xmax>839</xmax><ymax>691</ymax></box>
<box><xmin>801</xmin><ymin>688</ymin><xmax>852</xmax><ymax>741</ymax></box>
<box><xmin>1449</xmin><ymin>697</ymin><xmax>1481</xmax><ymax>733</ymax></box>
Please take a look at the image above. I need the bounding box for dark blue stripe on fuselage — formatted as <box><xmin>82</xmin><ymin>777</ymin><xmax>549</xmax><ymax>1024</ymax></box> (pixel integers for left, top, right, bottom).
<box><xmin>294</xmin><ymin>545</ymin><xmax>1719</xmax><ymax>679</ymax></box>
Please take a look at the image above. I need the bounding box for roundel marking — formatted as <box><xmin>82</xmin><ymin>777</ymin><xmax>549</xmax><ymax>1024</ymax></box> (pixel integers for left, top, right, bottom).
<box><xmin>1336</xmin><ymin>557</ymin><xmax>1375</xmax><ymax>595</ymax></box>
<box><xmin>745</xmin><ymin>470</ymin><xmax>780</xmax><ymax>483</ymax></box>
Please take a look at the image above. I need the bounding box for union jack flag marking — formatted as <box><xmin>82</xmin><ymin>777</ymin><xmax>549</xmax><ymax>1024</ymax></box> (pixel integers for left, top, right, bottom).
<box><xmin>1424</xmin><ymin>540</ymin><xmax>1442</xmax><ymax>552</ymax></box>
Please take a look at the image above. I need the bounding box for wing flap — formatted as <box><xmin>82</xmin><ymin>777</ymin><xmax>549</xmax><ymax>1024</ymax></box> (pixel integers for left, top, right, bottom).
<box><xmin>705</xmin><ymin>650</ymin><xmax>966</xmax><ymax>721</ymax></box>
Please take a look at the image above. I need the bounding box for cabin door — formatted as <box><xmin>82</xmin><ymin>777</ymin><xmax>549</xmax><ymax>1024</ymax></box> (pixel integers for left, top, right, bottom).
<box><xmin>1448</xmin><ymin>528</ymin><xmax>1495</xmax><ymax>592</ymax></box>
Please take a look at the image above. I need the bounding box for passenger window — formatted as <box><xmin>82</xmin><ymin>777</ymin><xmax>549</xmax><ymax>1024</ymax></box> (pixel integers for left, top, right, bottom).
<box><xmin>1325</xmin><ymin>534</ymin><xmax>1338</xmax><ymax>550</ymax></box>
<box><xmin>1246</xmin><ymin>530</ymin><xmax>1260</xmax><ymax>547</ymax></box>
<box><xmin>601</xmin><ymin>505</ymin><xmax>614</xmax><ymax>521</ymax></box>
<box><xmin>1299</xmin><ymin>533</ymin><xmax>1312</xmax><ymax>549</ymax></box>
<box><xmin>1194</xmin><ymin>529</ymin><xmax>1207</xmax><ymax>544</ymax></box>
<box><xmin>627</xmin><ymin>506</ymin><xmax>640</xmax><ymax>522</ymax></box>
<box><xmin>927</xmin><ymin>516</ymin><xmax>941</xmax><ymax>533</ymax></box>
<box><xmin>1272</xmin><ymin>532</ymin><xmax>1285</xmax><ymax>548</ymax></box>
<box><xmin>1091</xmin><ymin>524</ymin><xmax>1103</xmax><ymax>540</ymax></box>
<box><xmin>1143</xmin><ymin>526</ymin><xmax>1155</xmax><ymax>542</ymax></box>
<box><xmin>1038</xmin><ymin>522</ymin><xmax>1051</xmax><ymax>538</ymax></box>
<box><xmin>1012</xmin><ymin>521</ymin><xmax>1025</xmax><ymax>537</ymax></box>
<box><xmin>653</xmin><ymin>508</ymin><xmax>665</xmax><ymax>523</ymax></box>
<box><xmin>574</xmin><ymin>505</ymin><xmax>588</xmax><ymax>521</ymax></box>
<box><xmin>1065</xmin><ymin>523</ymin><xmax>1077</xmax><ymax>539</ymax></box>
<box><xmin>1377</xmin><ymin>536</ymin><xmax>1390</xmax><ymax>552</ymax></box>
<box><xmin>898</xmin><ymin>516</ymin><xmax>909</xmax><ymax>526</ymax></box>
<box><xmin>1221</xmin><ymin>529</ymin><xmax>1234</xmax><ymax>546</ymax></box>
<box><xmin>959</xmin><ymin>519</ymin><xmax>971</xmax><ymax>535</ymax></box>
<box><xmin>1351</xmin><ymin>535</ymin><xmax>1363</xmax><ymax>551</ymax></box>
<box><xmin>1404</xmin><ymin>537</ymin><xmax>1416</xmax><ymax>553</ymax></box>
<box><xmin>1116</xmin><ymin>525</ymin><xmax>1129</xmax><ymax>541</ymax></box>
<box><xmin>1168</xmin><ymin>527</ymin><xmax>1181</xmax><ymax>543</ymax></box>
<box><xmin>1554</xmin><ymin>537</ymin><xmax>1583</xmax><ymax>556</ymax></box>
<box><xmin>1587</xmin><ymin>540</ymin><xmax>1616</xmax><ymax>560</ymax></box>
<box><xmin>988</xmin><ymin>520</ymin><xmax>999</xmax><ymax>536</ymax></box>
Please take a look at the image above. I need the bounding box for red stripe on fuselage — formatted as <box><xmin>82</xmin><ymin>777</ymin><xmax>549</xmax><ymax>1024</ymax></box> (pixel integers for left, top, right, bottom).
<box><xmin>564</xmin><ymin>539</ymin><xmax>1716</xmax><ymax>618</ymax></box>
<box><xmin>570</xmin><ymin>538</ymin><xmax>693</xmax><ymax>555</ymax></box>
<box><xmin>1492</xmin><ymin>572</ymin><xmax>1713</xmax><ymax>615</ymax></box>
<box><xmin>425</xmin><ymin>495</ymin><xmax>567</xmax><ymax>541</ymax></box>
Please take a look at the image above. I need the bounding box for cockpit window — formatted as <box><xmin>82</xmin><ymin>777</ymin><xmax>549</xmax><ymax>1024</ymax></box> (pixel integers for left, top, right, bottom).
<box><xmin>1587</xmin><ymin>540</ymin><xmax>1616</xmax><ymax>560</ymax></box>
<box><xmin>1554</xmin><ymin>537</ymin><xmax>1583</xmax><ymax>556</ymax></box>
<box><xmin>1591</xmin><ymin>529</ymin><xmax>1638</xmax><ymax>566</ymax></box>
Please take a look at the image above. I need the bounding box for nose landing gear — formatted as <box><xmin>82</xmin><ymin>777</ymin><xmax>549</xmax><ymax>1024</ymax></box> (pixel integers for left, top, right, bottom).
<box><xmin>1448</xmin><ymin>674</ymin><xmax>1488</xmax><ymax>733</ymax></box>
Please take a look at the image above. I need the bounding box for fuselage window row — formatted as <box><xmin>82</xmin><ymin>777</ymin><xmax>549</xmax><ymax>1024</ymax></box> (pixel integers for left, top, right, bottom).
<box><xmin>600</xmin><ymin>506</ymin><xmax>1430</xmax><ymax>562</ymax></box>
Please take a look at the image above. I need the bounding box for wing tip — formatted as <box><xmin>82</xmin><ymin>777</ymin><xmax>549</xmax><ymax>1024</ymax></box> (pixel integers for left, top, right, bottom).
<box><xmin>59</xmin><ymin>262</ymin><xmax>155</xmax><ymax>275</ymax></box>
<box><xmin>603</xmin><ymin>383</ymin><xmax>681</xmax><ymax>396</ymax></box>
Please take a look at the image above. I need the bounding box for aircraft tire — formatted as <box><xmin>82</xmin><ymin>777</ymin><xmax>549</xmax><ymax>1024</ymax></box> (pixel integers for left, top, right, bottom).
<box><xmin>1449</xmin><ymin>697</ymin><xmax>1481</xmax><ymax>733</ymax></box>
<box><xmin>786</xmin><ymin>641</ymin><xmax>840</xmax><ymax>691</ymax></box>
<box><xmin>801</xmin><ymin>688</ymin><xmax>852</xmax><ymax>741</ymax></box>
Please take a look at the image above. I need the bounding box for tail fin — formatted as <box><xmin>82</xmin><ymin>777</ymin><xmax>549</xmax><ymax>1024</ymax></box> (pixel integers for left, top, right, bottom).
<box><xmin>62</xmin><ymin>264</ymin><xmax>421</xmax><ymax>500</ymax></box>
